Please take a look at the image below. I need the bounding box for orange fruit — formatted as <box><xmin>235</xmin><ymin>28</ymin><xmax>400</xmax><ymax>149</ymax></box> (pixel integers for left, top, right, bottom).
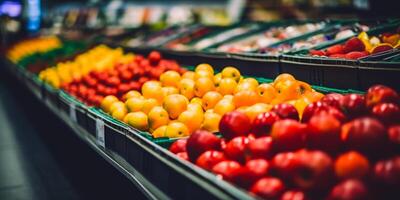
<box><xmin>214</xmin><ymin>73</ymin><xmax>222</xmax><ymax>87</ymax></box>
<box><xmin>142</xmin><ymin>81</ymin><xmax>164</xmax><ymax>103</ymax></box>
<box><xmin>214</xmin><ymin>98</ymin><xmax>235</xmax><ymax>116</ymax></box>
<box><xmin>201</xmin><ymin>111</ymin><xmax>221</xmax><ymax>133</ymax></box>
<box><xmin>165</xmin><ymin>122</ymin><xmax>190</xmax><ymax>138</ymax></box>
<box><xmin>101</xmin><ymin>95</ymin><xmax>119</xmax><ymax>113</ymax></box>
<box><xmin>202</xmin><ymin>91</ymin><xmax>223</xmax><ymax>110</ymax></box>
<box><xmin>274</xmin><ymin>79</ymin><xmax>302</xmax><ymax>102</ymax></box>
<box><xmin>163</xmin><ymin>94</ymin><xmax>189</xmax><ymax>119</ymax></box>
<box><xmin>195</xmin><ymin>70</ymin><xmax>213</xmax><ymax>80</ymax></box>
<box><xmin>257</xmin><ymin>83</ymin><xmax>277</xmax><ymax>104</ymax></box>
<box><xmin>148</xmin><ymin>106</ymin><xmax>169</xmax><ymax>131</ymax></box>
<box><xmin>240</xmin><ymin>78</ymin><xmax>259</xmax><ymax>88</ymax></box>
<box><xmin>236</xmin><ymin>106</ymin><xmax>248</xmax><ymax>113</ymax></box>
<box><xmin>195</xmin><ymin>63</ymin><xmax>214</xmax><ymax>74</ymax></box>
<box><xmin>125</xmin><ymin>111</ymin><xmax>148</xmax><ymax>131</ymax></box>
<box><xmin>218</xmin><ymin>78</ymin><xmax>237</xmax><ymax>95</ymax></box>
<box><xmin>162</xmin><ymin>86</ymin><xmax>179</xmax><ymax>96</ymax></box>
<box><xmin>182</xmin><ymin>71</ymin><xmax>195</xmax><ymax>80</ymax></box>
<box><xmin>179</xmin><ymin>78</ymin><xmax>195</xmax><ymax>99</ymax></box>
<box><xmin>303</xmin><ymin>91</ymin><xmax>324</xmax><ymax>103</ymax></box>
<box><xmin>194</xmin><ymin>77</ymin><xmax>215</xmax><ymax>97</ymax></box>
<box><xmin>109</xmin><ymin>101</ymin><xmax>126</xmax><ymax>114</ymax></box>
<box><xmin>190</xmin><ymin>97</ymin><xmax>203</xmax><ymax>107</ymax></box>
<box><xmin>187</xmin><ymin>102</ymin><xmax>203</xmax><ymax>113</ymax></box>
<box><xmin>152</xmin><ymin>125</ymin><xmax>167</xmax><ymax>138</ymax></box>
<box><xmin>245</xmin><ymin>103</ymin><xmax>272</xmax><ymax>122</ymax></box>
<box><xmin>223</xmin><ymin>95</ymin><xmax>234</xmax><ymax>100</ymax></box>
<box><xmin>178</xmin><ymin>110</ymin><xmax>204</xmax><ymax>133</ymax></box>
<box><xmin>111</xmin><ymin>107</ymin><xmax>128</xmax><ymax>121</ymax></box>
<box><xmin>141</xmin><ymin>98</ymin><xmax>159</xmax><ymax>114</ymax></box>
<box><xmin>125</xmin><ymin>97</ymin><xmax>145</xmax><ymax>112</ymax></box>
<box><xmin>160</xmin><ymin>70</ymin><xmax>181</xmax><ymax>87</ymax></box>
<box><xmin>122</xmin><ymin>90</ymin><xmax>141</xmax><ymax>101</ymax></box>
<box><xmin>294</xmin><ymin>97</ymin><xmax>312</xmax><ymax>119</ymax></box>
<box><xmin>273</xmin><ymin>73</ymin><xmax>296</xmax><ymax>86</ymax></box>
<box><xmin>233</xmin><ymin>90</ymin><xmax>259</xmax><ymax>107</ymax></box>
<box><xmin>235</xmin><ymin>81</ymin><xmax>257</xmax><ymax>93</ymax></box>
<box><xmin>221</xmin><ymin>66</ymin><xmax>241</xmax><ymax>82</ymax></box>
<box><xmin>298</xmin><ymin>81</ymin><xmax>312</xmax><ymax>95</ymax></box>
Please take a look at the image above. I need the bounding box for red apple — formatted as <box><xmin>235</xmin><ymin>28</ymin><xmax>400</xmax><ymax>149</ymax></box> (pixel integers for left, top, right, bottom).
<box><xmin>373</xmin><ymin>156</ymin><xmax>400</xmax><ymax>186</ymax></box>
<box><xmin>196</xmin><ymin>150</ymin><xmax>226</xmax><ymax>171</ymax></box>
<box><xmin>365</xmin><ymin>85</ymin><xmax>399</xmax><ymax>108</ymax></box>
<box><xmin>219</xmin><ymin>111</ymin><xmax>252</xmax><ymax>141</ymax></box>
<box><xmin>212</xmin><ymin>160</ymin><xmax>241</xmax><ymax>182</ymax></box>
<box><xmin>280</xmin><ymin>190</ymin><xmax>308</xmax><ymax>200</ymax></box>
<box><xmin>271</xmin><ymin>152</ymin><xmax>298</xmax><ymax>180</ymax></box>
<box><xmin>306</xmin><ymin>112</ymin><xmax>342</xmax><ymax>152</ymax></box>
<box><xmin>224</xmin><ymin>136</ymin><xmax>250</xmax><ymax>163</ymax></box>
<box><xmin>291</xmin><ymin>149</ymin><xmax>334</xmax><ymax>190</ymax></box>
<box><xmin>251</xmin><ymin>112</ymin><xmax>281</xmax><ymax>137</ymax></box>
<box><xmin>169</xmin><ymin>139</ymin><xmax>187</xmax><ymax>154</ymax></box>
<box><xmin>247</xmin><ymin>136</ymin><xmax>274</xmax><ymax>159</ymax></box>
<box><xmin>176</xmin><ymin>152</ymin><xmax>189</xmax><ymax>161</ymax></box>
<box><xmin>334</xmin><ymin>151</ymin><xmax>370</xmax><ymax>180</ymax></box>
<box><xmin>327</xmin><ymin>179</ymin><xmax>368</xmax><ymax>200</ymax></box>
<box><xmin>271</xmin><ymin>119</ymin><xmax>307</xmax><ymax>152</ymax></box>
<box><xmin>321</xmin><ymin>93</ymin><xmax>344</xmax><ymax>110</ymax></box>
<box><xmin>339</xmin><ymin>94</ymin><xmax>366</xmax><ymax>119</ymax></box>
<box><xmin>388</xmin><ymin>125</ymin><xmax>400</xmax><ymax>145</ymax></box>
<box><xmin>301</xmin><ymin>101</ymin><xmax>329</xmax><ymax>123</ymax></box>
<box><xmin>250</xmin><ymin>177</ymin><xmax>285</xmax><ymax>200</ymax></box>
<box><xmin>186</xmin><ymin>130</ymin><xmax>221</xmax><ymax>162</ymax></box>
<box><xmin>232</xmin><ymin>159</ymin><xmax>270</xmax><ymax>189</ymax></box>
<box><xmin>149</xmin><ymin>51</ymin><xmax>162</xmax><ymax>65</ymax></box>
<box><xmin>372</xmin><ymin>103</ymin><xmax>400</xmax><ymax>125</ymax></box>
<box><xmin>341</xmin><ymin>117</ymin><xmax>387</xmax><ymax>154</ymax></box>
<box><xmin>271</xmin><ymin>104</ymin><xmax>299</xmax><ymax>121</ymax></box>
<box><xmin>318</xmin><ymin>106</ymin><xmax>347</xmax><ymax>123</ymax></box>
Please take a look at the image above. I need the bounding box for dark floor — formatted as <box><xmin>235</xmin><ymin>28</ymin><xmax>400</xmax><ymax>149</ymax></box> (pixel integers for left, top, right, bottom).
<box><xmin>0</xmin><ymin>63</ymin><xmax>146</xmax><ymax>199</ymax></box>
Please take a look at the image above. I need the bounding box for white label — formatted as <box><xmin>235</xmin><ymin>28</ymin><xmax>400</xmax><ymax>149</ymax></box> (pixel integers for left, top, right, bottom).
<box><xmin>69</xmin><ymin>103</ymin><xmax>77</xmax><ymax>122</ymax></box>
<box><xmin>96</xmin><ymin>118</ymin><xmax>105</xmax><ymax>148</ymax></box>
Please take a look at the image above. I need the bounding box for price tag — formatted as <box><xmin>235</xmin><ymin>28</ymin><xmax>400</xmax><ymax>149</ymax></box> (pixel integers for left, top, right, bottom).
<box><xmin>96</xmin><ymin>118</ymin><xmax>105</xmax><ymax>148</ymax></box>
<box><xmin>69</xmin><ymin>103</ymin><xmax>77</xmax><ymax>122</ymax></box>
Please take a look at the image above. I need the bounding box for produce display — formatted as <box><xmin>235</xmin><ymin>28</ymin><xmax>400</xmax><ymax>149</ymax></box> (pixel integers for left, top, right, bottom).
<box><xmin>62</xmin><ymin>51</ymin><xmax>184</xmax><ymax>106</ymax></box>
<box><xmin>7</xmin><ymin>36</ymin><xmax>62</xmax><ymax>63</ymax></box>
<box><xmin>100</xmin><ymin>64</ymin><xmax>323</xmax><ymax>138</ymax></box>
<box><xmin>217</xmin><ymin>22</ymin><xmax>326</xmax><ymax>53</ymax></box>
<box><xmin>39</xmin><ymin>45</ymin><xmax>134</xmax><ymax>88</ymax></box>
<box><xmin>170</xmin><ymin>84</ymin><xmax>400</xmax><ymax>199</ymax></box>
<box><xmin>260</xmin><ymin>24</ymin><xmax>368</xmax><ymax>55</ymax></box>
<box><xmin>309</xmin><ymin>28</ymin><xmax>400</xmax><ymax>60</ymax></box>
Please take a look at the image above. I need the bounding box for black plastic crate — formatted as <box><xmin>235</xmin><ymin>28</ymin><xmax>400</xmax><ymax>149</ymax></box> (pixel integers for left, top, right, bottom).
<box><xmin>58</xmin><ymin>91</ymin><xmax>88</xmax><ymax>129</ymax></box>
<box><xmin>42</xmin><ymin>83</ymin><xmax>59</xmax><ymax>109</ymax></box>
<box><xmin>358</xmin><ymin>61</ymin><xmax>400</xmax><ymax>91</ymax></box>
<box><xmin>23</xmin><ymin>71</ymin><xmax>43</xmax><ymax>100</ymax></box>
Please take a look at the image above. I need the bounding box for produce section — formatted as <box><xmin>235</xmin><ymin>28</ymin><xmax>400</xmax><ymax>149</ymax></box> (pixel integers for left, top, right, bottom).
<box><xmin>2</xmin><ymin>5</ymin><xmax>400</xmax><ymax>199</ymax></box>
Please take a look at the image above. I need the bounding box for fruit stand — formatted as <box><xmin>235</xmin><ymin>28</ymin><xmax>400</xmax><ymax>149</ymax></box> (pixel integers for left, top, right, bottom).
<box><xmin>2</xmin><ymin>18</ymin><xmax>400</xmax><ymax>200</ymax></box>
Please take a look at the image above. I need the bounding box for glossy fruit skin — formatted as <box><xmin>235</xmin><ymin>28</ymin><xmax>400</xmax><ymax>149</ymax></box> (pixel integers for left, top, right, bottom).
<box><xmin>341</xmin><ymin>117</ymin><xmax>387</xmax><ymax>154</ymax></box>
<box><xmin>388</xmin><ymin>125</ymin><xmax>400</xmax><ymax>145</ymax></box>
<box><xmin>334</xmin><ymin>151</ymin><xmax>370</xmax><ymax>180</ymax></box>
<box><xmin>271</xmin><ymin>103</ymin><xmax>299</xmax><ymax>121</ymax></box>
<box><xmin>373</xmin><ymin>156</ymin><xmax>400</xmax><ymax>187</ymax></box>
<box><xmin>169</xmin><ymin>139</ymin><xmax>187</xmax><ymax>154</ymax></box>
<box><xmin>196</xmin><ymin>150</ymin><xmax>226</xmax><ymax>171</ymax></box>
<box><xmin>247</xmin><ymin>136</ymin><xmax>275</xmax><ymax>160</ymax></box>
<box><xmin>224</xmin><ymin>136</ymin><xmax>250</xmax><ymax>163</ymax></box>
<box><xmin>271</xmin><ymin>119</ymin><xmax>307</xmax><ymax>152</ymax></box>
<box><xmin>176</xmin><ymin>152</ymin><xmax>189</xmax><ymax>161</ymax></box>
<box><xmin>212</xmin><ymin>160</ymin><xmax>241</xmax><ymax>182</ymax></box>
<box><xmin>291</xmin><ymin>149</ymin><xmax>334</xmax><ymax>191</ymax></box>
<box><xmin>365</xmin><ymin>85</ymin><xmax>399</xmax><ymax>108</ymax></box>
<box><xmin>306</xmin><ymin>112</ymin><xmax>342</xmax><ymax>153</ymax></box>
<box><xmin>232</xmin><ymin>159</ymin><xmax>270</xmax><ymax>189</ymax></box>
<box><xmin>186</xmin><ymin>130</ymin><xmax>221</xmax><ymax>162</ymax></box>
<box><xmin>327</xmin><ymin>179</ymin><xmax>368</xmax><ymax>200</ymax></box>
<box><xmin>339</xmin><ymin>94</ymin><xmax>366</xmax><ymax>119</ymax></box>
<box><xmin>280</xmin><ymin>190</ymin><xmax>308</xmax><ymax>200</ymax></box>
<box><xmin>219</xmin><ymin>111</ymin><xmax>252</xmax><ymax>141</ymax></box>
<box><xmin>250</xmin><ymin>177</ymin><xmax>285</xmax><ymax>200</ymax></box>
<box><xmin>271</xmin><ymin>152</ymin><xmax>298</xmax><ymax>181</ymax></box>
<box><xmin>301</xmin><ymin>101</ymin><xmax>329</xmax><ymax>123</ymax></box>
<box><xmin>251</xmin><ymin>112</ymin><xmax>281</xmax><ymax>137</ymax></box>
<box><xmin>343</xmin><ymin>37</ymin><xmax>365</xmax><ymax>53</ymax></box>
<box><xmin>371</xmin><ymin>103</ymin><xmax>400</xmax><ymax>125</ymax></box>
<box><xmin>321</xmin><ymin>93</ymin><xmax>343</xmax><ymax>110</ymax></box>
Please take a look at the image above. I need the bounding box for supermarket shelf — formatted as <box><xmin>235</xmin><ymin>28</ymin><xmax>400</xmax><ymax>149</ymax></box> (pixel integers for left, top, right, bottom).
<box><xmin>2</xmin><ymin>59</ymin><xmax>255</xmax><ymax>200</ymax></box>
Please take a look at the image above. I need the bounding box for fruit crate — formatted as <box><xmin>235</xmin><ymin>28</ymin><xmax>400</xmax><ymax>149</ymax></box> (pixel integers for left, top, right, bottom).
<box><xmin>42</xmin><ymin>82</ymin><xmax>60</xmax><ymax>109</ymax></box>
<box><xmin>358</xmin><ymin>49</ymin><xmax>400</xmax><ymax>90</ymax></box>
<box><xmin>280</xmin><ymin>22</ymin><xmax>400</xmax><ymax>90</ymax></box>
<box><xmin>58</xmin><ymin>91</ymin><xmax>89</xmax><ymax>131</ymax></box>
<box><xmin>23</xmin><ymin>71</ymin><xmax>43</xmax><ymax>100</ymax></box>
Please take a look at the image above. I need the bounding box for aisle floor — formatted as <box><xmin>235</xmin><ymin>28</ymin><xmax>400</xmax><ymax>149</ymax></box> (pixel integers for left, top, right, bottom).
<box><xmin>0</xmin><ymin>65</ymin><xmax>146</xmax><ymax>199</ymax></box>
